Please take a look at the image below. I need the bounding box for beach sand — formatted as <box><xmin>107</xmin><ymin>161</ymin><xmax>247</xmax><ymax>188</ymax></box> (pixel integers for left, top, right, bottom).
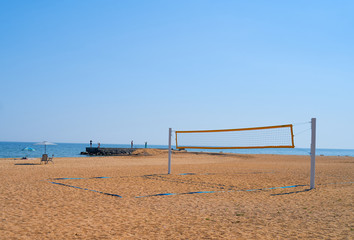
<box><xmin>1</xmin><ymin>150</ymin><xmax>353</xmax><ymax>239</ymax></box>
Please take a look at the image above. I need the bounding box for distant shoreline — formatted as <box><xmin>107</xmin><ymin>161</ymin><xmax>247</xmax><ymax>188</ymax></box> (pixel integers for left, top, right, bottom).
<box><xmin>1</xmin><ymin>142</ymin><xmax>354</xmax><ymax>158</ymax></box>
<box><xmin>1</xmin><ymin>149</ymin><xmax>354</xmax><ymax>161</ymax></box>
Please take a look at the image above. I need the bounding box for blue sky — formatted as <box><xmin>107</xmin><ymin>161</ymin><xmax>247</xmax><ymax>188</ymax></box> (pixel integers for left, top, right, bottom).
<box><xmin>1</xmin><ymin>0</ymin><xmax>353</xmax><ymax>148</ymax></box>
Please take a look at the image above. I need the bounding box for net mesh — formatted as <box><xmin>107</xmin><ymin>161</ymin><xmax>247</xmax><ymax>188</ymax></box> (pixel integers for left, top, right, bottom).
<box><xmin>176</xmin><ymin>125</ymin><xmax>294</xmax><ymax>149</ymax></box>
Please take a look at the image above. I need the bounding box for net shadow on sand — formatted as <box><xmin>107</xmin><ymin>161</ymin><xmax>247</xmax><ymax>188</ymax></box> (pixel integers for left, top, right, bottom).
<box><xmin>270</xmin><ymin>188</ymin><xmax>312</xmax><ymax>196</ymax></box>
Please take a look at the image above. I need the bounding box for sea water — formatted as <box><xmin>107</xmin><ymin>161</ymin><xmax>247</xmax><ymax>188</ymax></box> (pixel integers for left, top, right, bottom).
<box><xmin>0</xmin><ymin>142</ymin><xmax>169</xmax><ymax>158</ymax></box>
<box><xmin>0</xmin><ymin>141</ymin><xmax>353</xmax><ymax>158</ymax></box>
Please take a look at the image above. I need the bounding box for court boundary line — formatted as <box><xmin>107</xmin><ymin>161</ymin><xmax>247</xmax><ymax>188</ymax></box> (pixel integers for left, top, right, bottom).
<box><xmin>46</xmin><ymin>174</ymin><xmax>354</xmax><ymax>199</ymax></box>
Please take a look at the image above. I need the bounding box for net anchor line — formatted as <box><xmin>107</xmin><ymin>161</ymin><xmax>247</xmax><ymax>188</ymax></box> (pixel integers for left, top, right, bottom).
<box><xmin>293</xmin><ymin>121</ymin><xmax>311</xmax><ymax>126</ymax></box>
<box><xmin>293</xmin><ymin>128</ymin><xmax>311</xmax><ymax>137</ymax></box>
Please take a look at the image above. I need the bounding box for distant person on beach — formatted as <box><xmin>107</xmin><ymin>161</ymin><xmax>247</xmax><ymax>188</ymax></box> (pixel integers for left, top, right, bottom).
<box><xmin>90</xmin><ymin>140</ymin><xmax>92</xmax><ymax>148</ymax></box>
<box><xmin>98</xmin><ymin>142</ymin><xmax>100</xmax><ymax>148</ymax></box>
<box><xmin>145</xmin><ymin>142</ymin><xmax>147</xmax><ymax>148</ymax></box>
<box><xmin>131</xmin><ymin>140</ymin><xmax>133</xmax><ymax>148</ymax></box>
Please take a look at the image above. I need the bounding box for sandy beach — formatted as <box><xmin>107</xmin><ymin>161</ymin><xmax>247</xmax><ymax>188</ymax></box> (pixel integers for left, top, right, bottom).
<box><xmin>0</xmin><ymin>149</ymin><xmax>353</xmax><ymax>239</ymax></box>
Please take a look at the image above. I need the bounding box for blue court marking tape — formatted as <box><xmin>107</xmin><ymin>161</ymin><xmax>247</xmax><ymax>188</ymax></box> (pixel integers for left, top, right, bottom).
<box><xmin>135</xmin><ymin>182</ymin><xmax>354</xmax><ymax>198</ymax></box>
<box><xmin>48</xmin><ymin>181</ymin><xmax>122</xmax><ymax>198</ymax></box>
<box><xmin>135</xmin><ymin>184</ymin><xmax>307</xmax><ymax>198</ymax></box>
<box><xmin>52</xmin><ymin>177</ymin><xmax>85</xmax><ymax>180</ymax></box>
<box><xmin>136</xmin><ymin>182</ymin><xmax>354</xmax><ymax>198</ymax></box>
<box><xmin>185</xmin><ymin>191</ymin><xmax>217</xmax><ymax>194</ymax></box>
<box><xmin>51</xmin><ymin>176</ymin><xmax>110</xmax><ymax>180</ymax></box>
<box><xmin>135</xmin><ymin>193</ymin><xmax>177</xmax><ymax>198</ymax></box>
<box><xmin>280</xmin><ymin>185</ymin><xmax>299</xmax><ymax>188</ymax></box>
<box><xmin>155</xmin><ymin>193</ymin><xmax>176</xmax><ymax>196</ymax></box>
<box><xmin>179</xmin><ymin>172</ymin><xmax>275</xmax><ymax>176</ymax></box>
<box><xmin>136</xmin><ymin>190</ymin><xmax>222</xmax><ymax>198</ymax></box>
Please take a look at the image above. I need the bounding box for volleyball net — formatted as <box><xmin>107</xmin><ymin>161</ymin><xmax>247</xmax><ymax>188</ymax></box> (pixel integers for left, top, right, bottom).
<box><xmin>175</xmin><ymin>124</ymin><xmax>295</xmax><ymax>150</ymax></box>
<box><xmin>169</xmin><ymin>119</ymin><xmax>316</xmax><ymax>189</ymax></box>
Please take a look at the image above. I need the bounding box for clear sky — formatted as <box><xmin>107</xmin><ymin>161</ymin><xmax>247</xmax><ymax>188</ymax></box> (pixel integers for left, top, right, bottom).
<box><xmin>1</xmin><ymin>0</ymin><xmax>353</xmax><ymax>148</ymax></box>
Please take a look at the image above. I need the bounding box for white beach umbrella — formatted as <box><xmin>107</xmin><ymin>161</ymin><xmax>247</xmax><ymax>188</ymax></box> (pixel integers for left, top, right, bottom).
<box><xmin>34</xmin><ymin>141</ymin><xmax>57</xmax><ymax>154</ymax></box>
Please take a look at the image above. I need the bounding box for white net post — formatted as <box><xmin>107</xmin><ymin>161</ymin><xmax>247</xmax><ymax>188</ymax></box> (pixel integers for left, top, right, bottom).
<box><xmin>310</xmin><ymin>118</ymin><xmax>316</xmax><ymax>189</ymax></box>
<box><xmin>168</xmin><ymin>128</ymin><xmax>172</xmax><ymax>174</ymax></box>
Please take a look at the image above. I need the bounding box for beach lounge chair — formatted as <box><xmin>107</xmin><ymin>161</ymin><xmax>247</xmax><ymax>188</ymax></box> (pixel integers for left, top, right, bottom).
<box><xmin>41</xmin><ymin>154</ymin><xmax>54</xmax><ymax>164</ymax></box>
<box><xmin>48</xmin><ymin>154</ymin><xmax>54</xmax><ymax>164</ymax></box>
<box><xmin>40</xmin><ymin>154</ymin><xmax>48</xmax><ymax>164</ymax></box>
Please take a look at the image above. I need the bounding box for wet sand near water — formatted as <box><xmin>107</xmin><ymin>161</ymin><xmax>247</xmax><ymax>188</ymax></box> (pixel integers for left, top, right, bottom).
<box><xmin>1</xmin><ymin>149</ymin><xmax>353</xmax><ymax>239</ymax></box>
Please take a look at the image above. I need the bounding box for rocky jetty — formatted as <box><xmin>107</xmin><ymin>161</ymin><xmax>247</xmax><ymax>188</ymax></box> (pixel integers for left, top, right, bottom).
<box><xmin>81</xmin><ymin>147</ymin><xmax>136</xmax><ymax>156</ymax></box>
